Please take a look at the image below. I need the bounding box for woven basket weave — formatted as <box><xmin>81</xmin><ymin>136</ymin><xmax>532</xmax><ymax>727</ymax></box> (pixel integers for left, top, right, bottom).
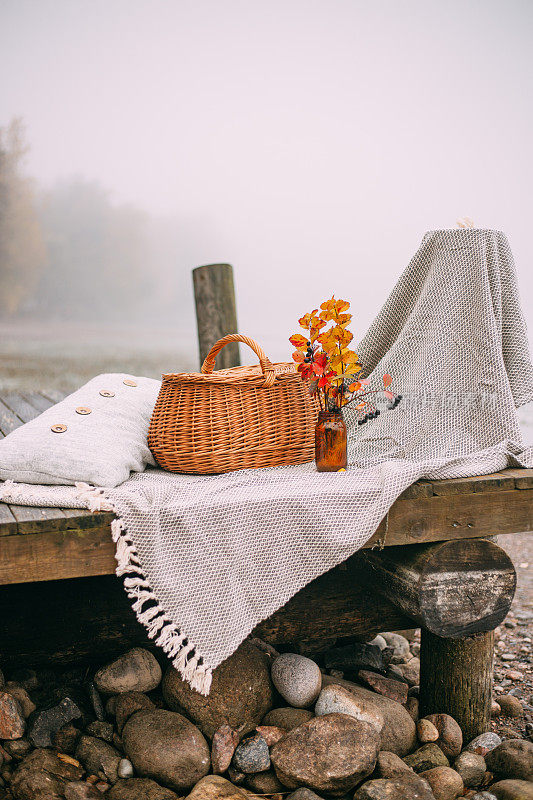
<box><xmin>148</xmin><ymin>333</ymin><xmax>318</xmax><ymax>474</ymax></box>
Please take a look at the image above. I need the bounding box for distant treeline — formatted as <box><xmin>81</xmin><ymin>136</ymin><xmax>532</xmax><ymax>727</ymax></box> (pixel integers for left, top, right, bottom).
<box><xmin>0</xmin><ymin>118</ymin><xmax>196</xmax><ymax>324</ymax></box>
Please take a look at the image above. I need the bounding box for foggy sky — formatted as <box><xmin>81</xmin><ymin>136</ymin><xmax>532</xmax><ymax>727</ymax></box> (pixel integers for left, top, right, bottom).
<box><xmin>1</xmin><ymin>0</ymin><xmax>532</xmax><ymax>362</ymax></box>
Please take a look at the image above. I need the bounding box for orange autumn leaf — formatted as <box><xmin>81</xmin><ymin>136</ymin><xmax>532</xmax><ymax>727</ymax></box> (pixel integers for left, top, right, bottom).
<box><xmin>289</xmin><ymin>333</ymin><xmax>308</xmax><ymax>350</ymax></box>
<box><xmin>348</xmin><ymin>381</ymin><xmax>361</xmax><ymax>392</ymax></box>
<box><xmin>292</xmin><ymin>350</ymin><xmax>305</xmax><ymax>363</ymax></box>
<box><xmin>298</xmin><ymin>310</ymin><xmax>318</xmax><ymax>329</ymax></box>
<box><xmin>383</xmin><ymin>373</ymin><xmax>392</xmax><ymax>387</ymax></box>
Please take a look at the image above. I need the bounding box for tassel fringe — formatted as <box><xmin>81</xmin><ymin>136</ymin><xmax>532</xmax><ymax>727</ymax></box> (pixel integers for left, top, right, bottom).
<box><xmin>76</xmin><ymin>483</ymin><xmax>213</xmax><ymax>695</ymax></box>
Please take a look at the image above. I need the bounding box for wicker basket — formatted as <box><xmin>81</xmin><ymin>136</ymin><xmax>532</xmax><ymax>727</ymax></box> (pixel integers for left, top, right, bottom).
<box><xmin>148</xmin><ymin>333</ymin><xmax>318</xmax><ymax>474</ymax></box>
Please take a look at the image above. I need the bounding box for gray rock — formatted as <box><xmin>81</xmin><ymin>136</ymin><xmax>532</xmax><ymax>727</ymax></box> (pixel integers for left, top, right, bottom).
<box><xmin>162</xmin><ymin>640</ymin><xmax>273</xmax><ymax>739</ymax></box>
<box><xmin>270</xmin><ymin>712</ymin><xmax>379</xmax><ymax>794</ymax></box>
<box><xmin>94</xmin><ymin>648</ymin><xmax>162</xmax><ymax>694</ymax></box>
<box><xmin>318</xmin><ymin>677</ymin><xmax>417</xmax><ymax>756</ymax></box>
<box><xmin>75</xmin><ymin>734</ymin><xmax>122</xmax><ymax>784</ymax></box>
<box><xmin>233</xmin><ymin>732</ymin><xmax>270</xmax><ymax>773</ymax></box>
<box><xmin>106</xmin><ymin>777</ymin><xmax>179</xmax><ymax>799</ymax></box>
<box><xmin>315</xmin><ymin>683</ymin><xmax>384</xmax><ymax>735</ymax></box>
<box><xmin>28</xmin><ymin>695</ymin><xmax>82</xmax><ymax>747</ymax></box>
<box><xmin>381</xmin><ymin>633</ymin><xmax>411</xmax><ymax>660</ymax></box>
<box><xmin>465</xmin><ymin>732</ymin><xmax>502</xmax><ymax>756</ymax></box>
<box><xmin>262</xmin><ymin>706</ymin><xmax>314</xmax><ymax>729</ymax></box>
<box><xmin>122</xmin><ymin>708</ymin><xmax>210</xmax><ymax>792</ymax></box>
<box><xmin>86</xmin><ymin>720</ymin><xmax>114</xmax><ymax>742</ymax></box>
<box><xmin>271</xmin><ymin>653</ymin><xmax>322</xmax><ymax>708</ymax></box>
<box><xmin>454</xmin><ymin>751</ymin><xmax>486</xmax><ymax>788</ymax></box>
<box><xmin>323</xmin><ymin>643</ymin><xmax>384</xmax><ymax>674</ymax></box>
<box><xmin>10</xmin><ymin>748</ymin><xmax>83</xmax><ymax>800</ymax></box>
<box><xmin>368</xmin><ymin>635</ymin><xmax>388</xmax><ymax>651</ymax></box>
<box><xmin>485</xmin><ymin>739</ymin><xmax>533</xmax><ymax>781</ymax></box>
<box><xmin>471</xmin><ymin>794</ymin><xmax>498</xmax><ymax>800</ymax></box>
<box><xmin>403</xmin><ymin>743</ymin><xmax>449</xmax><ymax>772</ymax></box>
<box><xmin>64</xmin><ymin>782</ymin><xmax>103</xmax><ymax>800</ymax></box>
<box><xmin>395</xmin><ymin>658</ymin><xmax>420</xmax><ymax>686</ymax></box>
<box><xmin>117</xmin><ymin>757</ymin><xmax>134</xmax><ymax>778</ymax></box>
<box><xmin>354</xmin><ymin>772</ymin><xmax>435</xmax><ymax>799</ymax></box>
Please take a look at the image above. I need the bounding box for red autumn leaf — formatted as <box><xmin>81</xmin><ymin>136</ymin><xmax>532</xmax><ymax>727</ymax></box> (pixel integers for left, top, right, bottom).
<box><xmin>383</xmin><ymin>373</ymin><xmax>392</xmax><ymax>388</ymax></box>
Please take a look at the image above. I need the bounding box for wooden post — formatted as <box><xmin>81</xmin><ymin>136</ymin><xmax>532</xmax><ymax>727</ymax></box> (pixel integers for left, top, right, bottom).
<box><xmin>192</xmin><ymin>263</ymin><xmax>240</xmax><ymax>369</ymax></box>
<box><xmin>361</xmin><ymin>538</ymin><xmax>516</xmax><ymax>637</ymax></box>
<box><xmin>419</xmin><ymin>630</ymin><xmax>495</xmax><ymax>742</ymax></box>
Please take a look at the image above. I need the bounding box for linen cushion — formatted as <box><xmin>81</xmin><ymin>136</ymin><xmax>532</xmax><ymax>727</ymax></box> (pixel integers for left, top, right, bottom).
<box><xmin>0</xmin><ymin>374</ymin><xmax>161</xmax><ymax>487</ymax></box>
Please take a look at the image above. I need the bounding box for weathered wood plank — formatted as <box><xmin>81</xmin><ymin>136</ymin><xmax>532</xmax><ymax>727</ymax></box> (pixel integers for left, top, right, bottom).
<box><xmin>40</xmin><ymin>389</ymin><xmax>68</xmax><ymax>404</ymax></box>
<box><xmin>20</xmin><ymin>391</ymin><xmax>54</xmax><ymax>413</ymax></box>
<box><xmin>365</xmin><ymin>488</ymin><xmax>533</xmax><ymax>548</ymax></box>
<box><xmin>7</xmin><ymin>504</ymin><xmax>69</xmax><ymax>535</ymax></box>
<box><xmin>430</xmin><ymin>472</ymin><xmax>515</xmax><ymax>496</ymax></box>
<box><xmin>1</xmin><ymin>392</ymin><xmax>40</xmax><ymax>423</ymax></box>
<box><xmin>0</xmin><ymin>504</ymin><xmax>17</xmax><ymax>536</ymax></box>
<box><xmin>0</xmin><ymin>397</ymin><xmax>23</xmax><ymax>436</ymax></box>
<box><xmin>0</xmin><ymin>526</ymin><xmax>117</xmax><ymax>583</ymax></box>
<box><xmin>502</xmin><ymin>467</ymin><xmax>533</xmax><ymax>489</ymax></box>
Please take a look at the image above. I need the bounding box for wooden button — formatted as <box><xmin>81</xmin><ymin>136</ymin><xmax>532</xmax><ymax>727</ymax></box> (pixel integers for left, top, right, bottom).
<box><xmin>51</xmin><ymin>424</ymin><xmax>67</xmax><ymax>433</ymax></box>
<box><xmin>99</xmin><ymin>390</ymin><xmax>115</xmax><ymax>398</ymax></box>
<box><xmin>76</xmin><ymin>406</ymin><xmax>91</xmax><ymax>415</ymax></box>
<box><xmin>123</xmin><ymin>379</ymin><xmax>137</xmax><ymax>387</ymax></box>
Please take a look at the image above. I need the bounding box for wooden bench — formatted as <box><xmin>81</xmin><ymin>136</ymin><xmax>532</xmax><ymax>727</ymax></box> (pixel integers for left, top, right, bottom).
<box><xmin>0</xmin><ymin>387</ymin><xmax>531</xmax><ymax>741</ymax></box>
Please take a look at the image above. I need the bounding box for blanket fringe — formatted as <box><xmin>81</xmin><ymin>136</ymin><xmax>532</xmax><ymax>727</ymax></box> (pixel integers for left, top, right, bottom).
<box><xmin>76</xmin><ymin>483</ymin><xmax>213</xmax><ymax>695</ymax></box>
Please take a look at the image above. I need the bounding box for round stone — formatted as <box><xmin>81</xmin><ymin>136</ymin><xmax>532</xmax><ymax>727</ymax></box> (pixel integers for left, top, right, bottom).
<box><xmin>454</xmin><ymin>751</ymin><xmax>486</xmax><ymax>788</ymax></box>
<box><xmin>118</xmin><ymin>758</ymin><xmax>134</xmax><ymax>778</ymax></box>
<box><xmin>419</xmin><ymin>766</ymin><xmax>464</xmax><ymax>800</ymax></box>
<box><xmin>232</xmin><ymin>732</ymin><xmax>270</xmax><ymax>773</ymax></box>
<box><xmin>417</xmin><ymin>719</ymin><xmax>440</xmax><ymax>743</ymax></box>
<box><xmin>271</xmin><ymin>653</ymin><xmax>322</xmax><ymax>708</ymax></box>
<box><xmin>424</xmin><ymin>713</ymin><xmax>463</xmax><ymax>759</ymax></box>
<box><xmin>94</xmin><ymin>648</ymin><xmax>162</xmax><ymax>695</ymax></box>
<box><xmin>498</xmin><ymin>694</ymin><xmax>524</xmax><ymax>719</ymax></box>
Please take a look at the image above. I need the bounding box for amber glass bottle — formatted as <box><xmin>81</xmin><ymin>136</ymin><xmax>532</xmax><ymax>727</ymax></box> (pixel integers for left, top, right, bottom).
<box><xmin>315</xmin><ymin>409</ymin><xmax>348</xmax><ymax>472</ymax></box>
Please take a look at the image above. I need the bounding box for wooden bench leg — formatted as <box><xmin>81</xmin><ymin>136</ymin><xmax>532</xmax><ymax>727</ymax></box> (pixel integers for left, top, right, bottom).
<box><xmin>419</xmin><ymin>629</ymin><xmax>495</xmax><ymax>742</ymax></box>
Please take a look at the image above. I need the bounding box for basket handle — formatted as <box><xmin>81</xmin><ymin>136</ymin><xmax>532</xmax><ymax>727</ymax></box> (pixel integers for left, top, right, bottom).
<box><xmin>201</xmin><ymin>334</ymin><xmax>277</xmax><ymax>388</ymax></box>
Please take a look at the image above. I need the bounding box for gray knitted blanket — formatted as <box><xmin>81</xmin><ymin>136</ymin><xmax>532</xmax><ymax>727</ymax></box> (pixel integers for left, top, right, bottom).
<box><xmin>3</xmin><ymin>229</ymin><xmax>533</xmax><ymax>695</ymax></box>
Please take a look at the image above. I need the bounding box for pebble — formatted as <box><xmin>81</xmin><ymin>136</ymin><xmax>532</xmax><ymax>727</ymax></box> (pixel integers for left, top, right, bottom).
<box><xmin>417</xmin><ymin>718</ymin><xmax>440</xmax><ymax>743</ymax></box>
<box><xmin>506</xmin><ymin>671</ymin><xmax>524</xmax><ymax>681</ymax></box>
<box><xmin>233</xmin><ymin>732</ymin><xmax>270</xmax><ymax>773</ymax></box>
<box><xmin>86</xmin><ymin>720</ymin><xmax>114</xmax><ymax>742</ymax></box>
<box><xmin>245</xmin><ymin>769</ymin><xmax>286</xmax><ymax>794</ymax></box>
<box><xmin>117</xmin><ymin>757</ymin><xmax>134</xmax><ymax>778</ymax></box>
<box><xmin>454</xmin><ymin>751</ymin><xmax>487</xmax><ymax>788</ymax></box>
<box><xmin>255</xmin><ymin>724</ymin><xmax>286</xmax><ymax>745</ymax></box>
<box><xmin>498</xmin><ymin>695</ymin><xmax>525</xmax><ymax>719</ymax></box>
<box><xmin>122</xmin><ymin>708</ymin><xmax>210</xmax><ymax>792</ymax></box>
<box><xmin>270</xmin><ymin>712</ymin><xmax>380</xmax><ymax>794</ymax></box>
<box><xmin>271</xmin><ymin>653</ymin><xmax>322</xmax><ymax>708</ymax></box>
<box><xmin>323</xmin><ymin>642</ymin><xmax>384</xmax><ymax>674</ymax></box>
<box><xmin>64</xmin><ymin>782</ymin><xmax>103</xmax><ymax>800</ymax></box>
<box><xmin>369</xmin><ymin>635</ymin><xmax>388</xmax><ymax>650</ymax></box>
<box><xmin>287</xmin><ymin>790</ymin><xmax>325</xmax><ymax>800</ymax></box>
<box><xmin>75</xmin><ymin>734</ymin><xmax>122</xmax><ymax>784</ymax></box>
<box><xmin>466</xmin><ymin>732</ymin><xmax>502</xmax><ymax>756</ymax></box>
<box><xmin>10</xmin><ymin>748</ymin><xmax>83</xmax><ymax>799</ymax></box>
<box><xmin>419</xmin><ymin>765</ymin><xmax>464</xmax><ymax>799</ymax></box>
<box><xmin>88</xmin><ymin>682</ymin><xmax>105</xmax><ymax>721</ymax></box>
<box><xmin>395</xmin><ymin>657</ymin><xmax>421</xmax><ymax>686</ymax></box>
<box><xmin>211</xmin><ymin>723</ymin><xmax>240</xmax><ymax>774</ymax></box>
<box><xmin>162</xmin><ymin>640</ymin><xmax>273</xmax><ymax>738</ymax></box>
<box><xmin>403</xmin><ymin>743</ymin><xmax>450</xmax><ymax>772</ymax></box>
<box><xmin>4</xmin><ymin>683</ymin><xmax>36</xmax><ymax>718</ymax></box>
<box><xmin>485</xmin><ymin>739</ymin><xmax>533</xmax><ymax>781</ymax></box>
<box><xmin>2</xmin><ymin>739</ymin><xmax>32</xmax><ymax>760</ymax></box>
<box><xmin>376</xmin><ymin>751</ymin><xmax>414</xmax><ymax>778</ymax></box>
<box><xmin>262</xmin><ymin>707</ymin><xmax>314</xmax><ymax>730</ymax></box>
<box><xmin>185</xmin><ymin>775</ymin><xmax>250</xmax><ymax>799</ymax></box>
<box><xmin>405</xmin><ymin>696</ymin><xmax>420</xmax><ymax>722</ymax></box>
<box><xmin>113</xmin><ymin>691</ymin><xmax>155</xmax><ymax>733</ymax></box>
<box><xmin>94</xmin><ymin>648</ymin><xmax>162</xmax><ymax>695</ymax></box>
<box><xmin>470</xmin><ymin>793</ymin><xmax>498</xmax><ymax>800</ymax></box>
<box><xmin>492</xmin><ymin>701</ymin><xmax>502</xmax><ymax>717</ymax></box>
<box><xmin>424</xmin><ymin>713</ymin><xmax>463</xmax><ymax>759</ymax></box>
<box><xmin>381</xmin><ymin>632</ymin><xmax>411</xmax><ymax>660</ymax></box>
<box><xmin>358</xmin><ymin>670</ymin><xmax>408</xmax><ymax>703</ymax></box>
<box><xmin>106</xmin><ymin>777</ymin><xmax>179</xmax><ymax>799</ymax></box>
<box><xmin>354</xmin><ymin>772</ymin><xmax>435</xmax><ymax>799</ymax></box>
<box><xmin>0</xmin><ymin>691</ymin><xmax>25</xmax><ymax>739</ymax></box>
<box><xmin>489</xmin><ymin>779</ymin><xmax>533</xmax><ymax>799</ymax></box>
<box><xmin>52</xmin><ymin>722</ymin><xmax>81</xmax><ymax>754</ymax></box>
<box><xmin>28</xmin><ymin>695</ymin><xmax>83</xmax><ymax>748</ymax></box>
<box><xmin>318</xmin><ymin>676</ymin><xmax>417</xmax><ymax>755</ymax></box>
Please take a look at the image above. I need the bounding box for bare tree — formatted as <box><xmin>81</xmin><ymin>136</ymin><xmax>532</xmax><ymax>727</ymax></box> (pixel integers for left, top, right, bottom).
<box><xmin>0</xmin><ymin>118</ymin><xmax>45</xmax><ymax>316</ymax></box>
